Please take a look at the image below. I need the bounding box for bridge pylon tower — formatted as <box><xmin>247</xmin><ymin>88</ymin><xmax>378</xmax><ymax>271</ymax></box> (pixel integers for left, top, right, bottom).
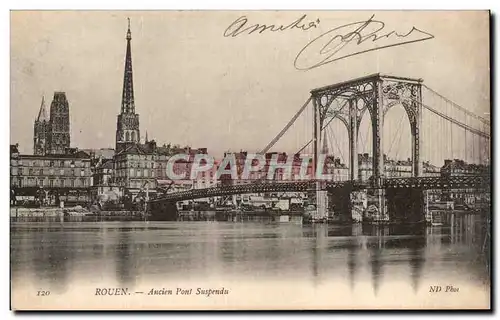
<box><xmin>310</xmin><ymin>73</ymin><xmax>424</xmax><ymax>187</ymax></box>
<box><xmin>310</xmin><ymin>74</ymin><xmax>423</xmax><ymax>222</ymax></box>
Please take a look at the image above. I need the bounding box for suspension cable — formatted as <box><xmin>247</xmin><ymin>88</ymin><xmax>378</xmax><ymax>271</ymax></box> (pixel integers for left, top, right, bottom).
<box><xmin>254</xmin><ymin>96</ymin><xmax>313</xmax><ymax>182</ymax></box>
<box><xmin>423</xmin><ymin>84</ymin><xmax>490</xmax><ymax>126</ymax></box>
<box><xmin>386</xmin><ymin>111</ymin><xmax>406</xmax><ymax>157</ymax></box>
<box><xmin>326</xmin><ymin>123</ymin><xmax>346</xmax><ymax>165</ymax></box>
<box><xmin>259</xmin><ymin>96</ymin><xmax>312</xmax><ymax>154</ymax></box>
<box><xmin>394</xmin><ymin>125</ymin><xmax>404</xmax><ymax>161</ymax></box>
<box><xmin>410</xmin><ymin>98</ymin><xmax>490</xmax><ymax>139</ymax></box>
<box><xmin>295</xmin><ymin>99</ymin><xmax>349</xmax><ymax>154</ymax></box>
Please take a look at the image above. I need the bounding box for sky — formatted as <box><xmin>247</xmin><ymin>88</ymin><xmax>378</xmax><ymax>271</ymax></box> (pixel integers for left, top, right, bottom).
<box><xmin>10</xmin><ymin>11</ymin><xmax>489</xmax><ymax>165</ymax></box>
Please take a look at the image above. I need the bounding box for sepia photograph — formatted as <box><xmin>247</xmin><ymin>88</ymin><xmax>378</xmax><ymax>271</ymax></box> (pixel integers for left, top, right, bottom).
<box><xmin>9</xmin><ymin>10</ymin><xmax>491</xmax><ymax>310</ymax></box>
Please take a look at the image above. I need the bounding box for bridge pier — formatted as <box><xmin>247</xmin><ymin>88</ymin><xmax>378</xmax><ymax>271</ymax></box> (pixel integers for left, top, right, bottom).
<box><xmin>386</xmin><ymin>188</ymin><xmax>427</xmax><ymax>224</ymax></box>
<box><xmin>328</xmin><ymin>185</ymin><xmax>353</xmax><ymax>222</ymax></box>
<box><xmin>349</xmin><ymin>188</ymin><xmax>389</xmax><ymax>223</ymax></box>
<box><xmin>348</xmin><ymin>187</ymin><xmax>433</xmax><ymax>224</ymax></box>
<box><xmin>423</xmin><ymin>190</ymin><xmax>432</xmax><ymax>223</ymax></box>
<box><xmin>349</xmin><ymin>188</ymin><xmax>430</xmax><ymax>224</ymax></box>
<box><xmin>367</xmin><ymin>189</ymin><xmax>389</xmax><ymax>223</ymax></box>
<box><xmin>315</xmin><ymin>189</ymin><xmax>328</xmax><ymax>220</ymax></box>
<box><xmin>148</xmin><ymin>200</ymin><xmax>178</xmax><ymax>221</ymax></box>
<box><xmin>350</xmin><ymin>190</ymin><xmax>367</xmax><ymax>222</ymax></box>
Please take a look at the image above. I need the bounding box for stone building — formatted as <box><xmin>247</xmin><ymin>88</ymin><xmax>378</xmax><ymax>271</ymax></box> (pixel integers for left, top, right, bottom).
<box><xmin>113</xmin><ymin>142</ymin><xmax>158</xmax><ymax>200</ymax></box>
<box><xmin>155</xmin><ymin>145</ymin><xmax>218</xmax><ymax>192</ymax></box>
<box><xmin>219</xmin><ymin>151</ymin><xmax>348</xmax><ymax>185</ymax></box>
<box><xmin>91</xmin><ymin>158</ymin><xmax>122</xmax><ymax>206</ymax></box>
<box><xmin>440</xmin><ymin>159</ymin><xmax>489</xmax><ymax>205</ymax></box>
<box><xmin>358</xmin><ymin>153</ymin><xmax>440</xmax><ymax>180</ymax></box>
<box><xmin>92</xmin><ymin>159</ymin><xmax>114</xmax><ymax>187</ymax></box>
<box><xmin>10</xmin><ymin>146</ymin><xmax>92</xmax><ymax>206</ymax></box>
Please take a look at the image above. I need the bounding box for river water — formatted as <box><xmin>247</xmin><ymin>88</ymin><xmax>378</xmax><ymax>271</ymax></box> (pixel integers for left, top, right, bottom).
<box><xmin>10</xmin><ymin>212</ymin><xmax>490</xmax><ymax>310</ymax></box>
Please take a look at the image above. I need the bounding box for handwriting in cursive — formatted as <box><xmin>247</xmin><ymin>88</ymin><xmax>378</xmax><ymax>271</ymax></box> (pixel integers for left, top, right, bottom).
<box><xmin>294</xmin><ymin>14</ymin><xmax>435</xmax><ymax>71</ymax></box>
<box><xmin>224</xmin><ymin>14</ymin><xmax>320</xmax><ymax>37</ymax></box>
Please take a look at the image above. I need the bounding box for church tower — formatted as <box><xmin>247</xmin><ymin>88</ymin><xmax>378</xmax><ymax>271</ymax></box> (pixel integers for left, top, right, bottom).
<box><xmin>33</xmin><ymin>96</ymin><xmax>50</xmax><ymax>155</ymax></box>
<box><xmin>47</xmin><ymin>92</ymin><xmax>71</xmax><ymax>154</ymax></box>
<box><xmin>116</xmin><ymin>18</ymin><xmax>140</xmax><ymax>152</ymax></box>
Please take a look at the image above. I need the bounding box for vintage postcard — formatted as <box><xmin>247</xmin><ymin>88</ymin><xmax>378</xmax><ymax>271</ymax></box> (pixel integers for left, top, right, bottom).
<box><xmin>10</xmin><ymin>10</ymin><xmax>491</xmax><ymax>310</ymax></box>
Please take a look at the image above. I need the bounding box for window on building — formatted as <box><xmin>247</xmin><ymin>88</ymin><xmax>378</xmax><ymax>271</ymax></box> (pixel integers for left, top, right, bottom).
<box><xmin>71</xmin><ymin>179</ymin><xmax>75</xmax><ymax>188</ymax></box>
<box><xmin>49</xmin><ymin>179</ymin><xmax>54</xmax><ymax>188</ymax></box>
<box><xmin>61</xmin><ymin>180</ymin><xmax>65</xmax><ymax>187</ymax></box>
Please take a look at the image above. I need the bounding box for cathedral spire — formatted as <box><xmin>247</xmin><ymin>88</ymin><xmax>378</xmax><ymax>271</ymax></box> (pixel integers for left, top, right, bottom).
<box><xmin>116</xmin><ymin>18</ymin><xmax>140</xmax><ymax>151</ymax></box>
<box><xmin>126</xmin><ymin>17</ymin><xmax>131</xmax><ymax>40</ymax></box>
<box><xmin>36</xmin><ymin>95</ymin><xmax>48</xmax><ymax>122</ymax></box>
<box><xmin>121</xmin><ymin>18</ymin><xmax>135</xmax><ymax>114</ymax></box>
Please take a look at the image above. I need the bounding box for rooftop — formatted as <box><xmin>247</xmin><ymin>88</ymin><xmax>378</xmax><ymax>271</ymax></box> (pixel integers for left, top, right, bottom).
<box><xmin>18</xmin><ymin>150</ymin><xmax>91</xmax><ymax>159</ymax></box>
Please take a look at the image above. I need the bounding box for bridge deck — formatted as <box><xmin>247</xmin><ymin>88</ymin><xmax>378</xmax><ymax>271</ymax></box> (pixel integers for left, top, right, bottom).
<box><xmin>149</xmin><ymin>175</ymin><xmax>490</xmax><ymax>204</ymax></box>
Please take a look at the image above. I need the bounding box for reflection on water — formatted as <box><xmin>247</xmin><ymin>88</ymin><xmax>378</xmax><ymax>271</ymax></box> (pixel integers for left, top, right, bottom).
<box><xmin>11</xmin><ymin>212</ymin><xmax>490</xmax><ymax>297</ymax></box>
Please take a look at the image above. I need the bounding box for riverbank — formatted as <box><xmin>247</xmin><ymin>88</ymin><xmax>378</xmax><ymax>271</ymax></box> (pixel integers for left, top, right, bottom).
<box><xmin>10</xmin><ymin>206</ymin><xmax>88</xmax><ymax>218</ymax></box>
<box><xmin>10</xmin><ymin>207</ymin><xmax>146</xmax><ymax>220</ymax></box>
<box><xmin>10</xmin><ymin>206</ymin><xmax>489</xmax><ymax>223</ymax></box>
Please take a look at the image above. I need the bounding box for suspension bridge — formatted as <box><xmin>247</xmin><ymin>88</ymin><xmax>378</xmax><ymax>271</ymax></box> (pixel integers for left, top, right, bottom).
<box><xmin>148</xmin><ymin>73</ymin><xmax>490</xmax><ymax>222</ymax></box>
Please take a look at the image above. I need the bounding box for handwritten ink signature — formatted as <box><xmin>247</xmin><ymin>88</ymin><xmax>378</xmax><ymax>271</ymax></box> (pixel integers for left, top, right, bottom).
<box><xmin>294</xmin><ymin>14</ymin><xmax>435</xmax><ymax>70</ymax></box>
<box><xmin>224</xmin><ymin>14</ymin><xmax>320</xmax><ymax>37</ymax></box>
